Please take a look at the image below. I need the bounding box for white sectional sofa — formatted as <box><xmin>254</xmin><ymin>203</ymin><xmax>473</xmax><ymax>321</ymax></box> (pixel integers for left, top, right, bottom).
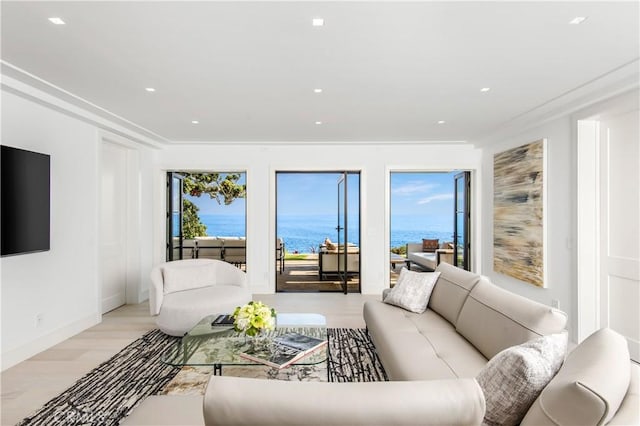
<box><xmin>125</xmin><ymin>263</ymin><xmax>639</xmax><ymax>425</ymax></box>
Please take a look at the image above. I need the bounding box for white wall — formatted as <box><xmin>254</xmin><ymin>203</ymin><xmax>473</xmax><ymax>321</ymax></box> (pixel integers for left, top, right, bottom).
<box><xmin>155</xmin><ymin>143</ymin><xmax>483</xmax><ymax>295</ymax></box>
<box><xmin>480</xmin><ymin>117</ymin><xmax>576</xmax><ymax>339</ymax></box>
<box><xmin>1</xmin><ymin>86</ymin><xmax>156</xmax><ymax>370</ymax></box>
<box><xmin>1</xmin><ymin>90</ymin><xmax>101</xmax><ymax>369</ymax></box>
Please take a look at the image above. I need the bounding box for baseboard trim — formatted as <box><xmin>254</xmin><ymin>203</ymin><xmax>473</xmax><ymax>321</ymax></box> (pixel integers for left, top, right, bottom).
<box><xmin>1</xmin><ymin>313</ymin><xmax>100</xmax><ymax>371</ymax></box>
<box><xmin>139</xmin><ymin>289</ymin><xmax>149</xmax><ymax>304</ymax></box>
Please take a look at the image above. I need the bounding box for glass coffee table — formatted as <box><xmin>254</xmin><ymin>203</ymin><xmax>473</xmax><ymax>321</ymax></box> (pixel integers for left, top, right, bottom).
<box><xmin>162</xmin><ymin>313</ymin><xmax>328</xmax><ymax>375</ymax></box>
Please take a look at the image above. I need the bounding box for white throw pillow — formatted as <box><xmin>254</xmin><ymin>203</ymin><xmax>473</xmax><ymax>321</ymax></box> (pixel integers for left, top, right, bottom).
<box><xmin>383</xmin><ymin>269</ymin><xmax>440</xmax><ymax>313</ymax></box>
<box><xmin>477</xmin><ymin>333</ymin><xmax>568</xmax><ymax>426</ymax></box>
<box><xmin>162</xmin><ymin>263</ymin><xmax>217</xmax><ymax>294</ymax></box>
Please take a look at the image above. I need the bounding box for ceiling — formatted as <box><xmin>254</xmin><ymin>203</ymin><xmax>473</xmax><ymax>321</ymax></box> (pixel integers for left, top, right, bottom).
<box><xmin>1</xmin><ymin>1</ymin><xmax>639</xmax><ymax>144</ymax></box>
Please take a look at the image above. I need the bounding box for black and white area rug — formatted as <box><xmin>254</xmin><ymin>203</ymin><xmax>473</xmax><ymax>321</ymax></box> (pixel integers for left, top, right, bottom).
<box><xmin>17</xmin><ymin>328</ymin><xmax>387</xmax><ymax>426</ymax></box>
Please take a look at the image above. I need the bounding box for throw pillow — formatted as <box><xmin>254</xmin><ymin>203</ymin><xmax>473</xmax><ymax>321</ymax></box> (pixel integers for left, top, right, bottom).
<box><xmin>476</xmin><ymin>333</ymin><xmax>568</xmax><ymax>426</ymax></box>
<box><xmin>422</xmin><ymin>239</ymin><xmax>439</xmax><ymax>252</ymax></box>
<box><xmin>384</xmin><ymin>269</ymin><xmax>440</xmax><ymax>313</ymax></box>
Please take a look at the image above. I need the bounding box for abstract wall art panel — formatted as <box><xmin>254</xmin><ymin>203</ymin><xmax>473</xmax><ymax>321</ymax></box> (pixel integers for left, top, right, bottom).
<box><xmin>493</xmin><ymin>139</ymin><xmax>546</xmax><ymax>287</ymax></box>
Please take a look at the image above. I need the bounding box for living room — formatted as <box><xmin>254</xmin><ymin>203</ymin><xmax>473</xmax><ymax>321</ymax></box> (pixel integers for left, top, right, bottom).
<box><xmin>1</xmin><ymin>1</ymin><xmax>639</xmax><ymax>425</ymax></box>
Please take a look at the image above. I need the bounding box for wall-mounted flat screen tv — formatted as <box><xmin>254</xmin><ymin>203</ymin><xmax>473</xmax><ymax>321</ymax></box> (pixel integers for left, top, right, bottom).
<box><xmin>1</xmin><ymin>145</ymin><xmax>51</xmax><ymax>257</ymax></box>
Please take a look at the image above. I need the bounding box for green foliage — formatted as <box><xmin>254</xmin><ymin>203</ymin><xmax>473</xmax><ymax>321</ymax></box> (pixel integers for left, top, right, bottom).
<box><xmin>183</xmin><ymin>199</ymin><xmax>207</xmax><ymax>239</ymax></box>
<box><xmin>284</xmin><ymin>253</ymin><xmax>309</xmax><ymax>261</ymax></box>
<box><xmin>391</xmin><ymin>245</ymin><xmax>407</xmax><ymax>256</ymax></box>
<box><xmin>183</xmin><ymin>173</ymin><xmax>246</xmax><ymax>205</ymax></box>
<box><xmin>181</xmin><ymin>173</ymin><xmax>246</xmax><ymax>239</ymax></box>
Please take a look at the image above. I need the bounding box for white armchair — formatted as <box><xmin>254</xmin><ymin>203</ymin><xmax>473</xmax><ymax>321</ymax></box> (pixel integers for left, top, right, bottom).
<box><xmin>150</xmin><ymin>259</ymin><xmax>251</xmax><ymax>336</ymax></box>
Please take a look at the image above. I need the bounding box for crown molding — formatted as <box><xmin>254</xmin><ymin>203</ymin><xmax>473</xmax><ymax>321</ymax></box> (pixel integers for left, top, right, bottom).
<box><xmin>168</xmin><ymin>139</ymin><xmax>473</xmax><ymax>147</ymax></box>
<box><xmin>472</xmin><ymin>58</ymin><xmax>640</xmax><ymax>148</ymax></box>
<box><xmin>1</xmin><ymin>61</ymin><xmax>168</xmax><ymax>148</ymax></box>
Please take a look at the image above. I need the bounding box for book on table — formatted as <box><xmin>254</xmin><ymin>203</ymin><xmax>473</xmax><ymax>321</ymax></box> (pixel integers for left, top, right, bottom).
<box><xmin>211</xmin><ymin>314</ymin><xmax>235</xmax><ymax>326</ymax></box>
<box><xmin>239</xmin><ymin>332</ymin><xmax>327</xmax><ymax>369</ymax></box>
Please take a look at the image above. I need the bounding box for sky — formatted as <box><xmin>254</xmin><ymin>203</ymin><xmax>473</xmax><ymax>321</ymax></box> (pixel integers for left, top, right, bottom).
<box><xmin>187</xmin><ymin>171</ymin><xmax>458</xmax><ymax>228</ymax></box>
<box><xmin>390</xmin><ymin>172</ymin><xmax>458</xmax><ymax>230</ymax></box>
<box><xmin>277</xmin><ymin>172</ymin><xmax>360</xmax><ymax>217</ymax></box>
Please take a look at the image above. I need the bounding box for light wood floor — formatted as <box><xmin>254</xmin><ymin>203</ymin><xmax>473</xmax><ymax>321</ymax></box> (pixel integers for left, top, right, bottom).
<box><xmin>0</xmin><ymin>293</ymin><xmax>377</xmax><ymax>425</ymax></box>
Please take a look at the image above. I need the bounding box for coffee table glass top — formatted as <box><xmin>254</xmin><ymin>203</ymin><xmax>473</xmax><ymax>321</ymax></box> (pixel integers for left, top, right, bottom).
<box><xmin>162</xmin><ymin>313</ymin><xmax>327</xmax><ymax>367</ymax></box>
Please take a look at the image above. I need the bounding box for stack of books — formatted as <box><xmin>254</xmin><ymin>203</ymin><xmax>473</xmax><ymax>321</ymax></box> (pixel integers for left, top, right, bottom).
<box><xmin>240</xmin><ymin>332</ymin><xmax>327</xmax><ymax>369</ymax></box>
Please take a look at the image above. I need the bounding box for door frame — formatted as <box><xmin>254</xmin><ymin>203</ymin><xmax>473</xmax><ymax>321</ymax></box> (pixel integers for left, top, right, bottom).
<box><xmin>98</xmin><ymin>131</ymin><xmax>142</xmax><ymax>313</ymax></box>
<box><xmin>166</xmin><ymin>172</ymin><xmax>185</xmax><ymax>261</ymax></box>
<box><xmin>575</xmin><ymin>90</ymin><xmax>639</xmax><ymax>349</ymax></box>
<box><xmin>164</xmin><ymin>169</ymin><xmax>248</xmax><ymax>263</ymax></box>
<box><xmin>386</xmin><ymin>167</ymin><xmax>478</xmax><ymax>288</ymax></box>
<box><xmin>274</xmin><ymin>170</ymin><xmax>362</xmax><ymax>293</ymax></box>
<box><xmin>454</xmin><ymin>171</ymin><xmax>471</xmax><ymax>270</ymax></box>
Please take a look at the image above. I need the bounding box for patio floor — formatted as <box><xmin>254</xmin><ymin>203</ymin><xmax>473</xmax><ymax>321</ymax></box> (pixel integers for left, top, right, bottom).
<box><xmin>276</xmin><ymin>256</ymin><xmax>410</xmax><ymax>292</ymax></box>
<box><xmin>276</xmin><ymin>257</ymin><xmax>360</xmax><ymax>292</ymax></box>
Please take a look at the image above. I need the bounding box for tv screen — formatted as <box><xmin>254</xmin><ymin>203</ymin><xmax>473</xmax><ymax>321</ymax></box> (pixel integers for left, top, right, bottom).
<box><xmin>1</xmin><ymin>145</ymin><xmax>51</xmax><ymax>256</ymax></box>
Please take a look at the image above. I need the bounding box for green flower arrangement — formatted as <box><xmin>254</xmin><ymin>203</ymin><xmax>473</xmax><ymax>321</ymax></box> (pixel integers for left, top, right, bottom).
<box><xmin>232</xmin><ymin>301</ymin><xmax>277</xmax><ymax>337</ymax></box>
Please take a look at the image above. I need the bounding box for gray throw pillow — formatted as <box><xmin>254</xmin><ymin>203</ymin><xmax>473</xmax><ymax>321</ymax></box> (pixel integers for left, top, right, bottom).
<box><xmin>384</xmin><ymin>269</ymin><xmax>440</xmax><ymax>313</ymax></box>
<box><xmin>477</xmin><ymin>333</ymin><xmax>568</xmax><ymax>426</ymax></box>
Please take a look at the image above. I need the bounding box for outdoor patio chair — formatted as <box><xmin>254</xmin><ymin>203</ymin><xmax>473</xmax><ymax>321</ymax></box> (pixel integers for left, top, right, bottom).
<box><xmin>181</xmin><ymin>239</ymin><xmax>197</xmax><ymax>259</ymax></box>
<box><xmin>222</xmin><ymin>238</ymin><xmax>246</xmax><ymax>267</ymax></box>
<box><xmin>196</xmin><ymin>237</ymin><xmax>224</xmax><ymax>260</ymax></box>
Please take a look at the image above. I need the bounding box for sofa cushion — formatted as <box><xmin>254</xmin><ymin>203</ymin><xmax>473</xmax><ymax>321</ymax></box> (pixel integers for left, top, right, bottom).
<box><xmin>521</xmin><ymin>328</ymin><xmax>632</xmax><ymax>426</ymax></box>
<box><xmin>162</xmin><ymin>261</ymin><xmax>217</xmax><ymax>294</ymax></box>
<box><xmin>477</xmin><ymin>333</ymin><xmax>567</xmax><ymax>426</ymax></box>
<box><xmin>422</xmin><ymin>238</ymin><xmax>439</xmax><ymax>252</ymax></box>
<box><xmin>428</xmin><ymin>262</ymin><xmax>481</xmax><ymax>326</ymax></box>
<box><xmin>456</xmin><ymin>278</ymin><xmax>568</xmax><ymax>359</ymax></box>
<box><xmin>363</xmin><ymin>301</ymin><xmax>487</xmax><ymax>381</ymax></box>
<box><xmin>384</xmin><ymin>269</ymin><xmax>440</xmax><ymax>313</ymax></box>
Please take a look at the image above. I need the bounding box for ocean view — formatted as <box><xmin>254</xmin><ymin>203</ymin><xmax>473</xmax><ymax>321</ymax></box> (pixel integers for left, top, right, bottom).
<box><xmin>199</xmin><ymin>214</ymin><xmax>453</xmax><ymax>253</ymax></box>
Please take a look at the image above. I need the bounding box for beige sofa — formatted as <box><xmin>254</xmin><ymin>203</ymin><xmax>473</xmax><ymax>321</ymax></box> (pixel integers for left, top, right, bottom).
<box><xmin>125</xmin><ymin>263</ymin><xmax>639</xmax><ymax>425</ymax></box>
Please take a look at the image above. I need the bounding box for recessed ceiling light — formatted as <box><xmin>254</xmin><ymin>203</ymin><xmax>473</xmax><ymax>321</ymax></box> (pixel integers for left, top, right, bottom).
<box><xmin>145</xmin><ymin>87</ymin><xmax>156</xmax><ymax>92</ymax></box>
<box><xmin>48</xmin><ymin>17</ymin><xmax>65</xmax><ymax>25</ymax></box>
<box><xmin>315</xmin><ymin>121</ymin><xmax>323</xmax><ymax>125</ymax></box>
<box><xmin>314</xmin><ymin>88</ymin><xmax>323</xmax><ymax>93</ymax></box>
<box><xmin>191</xmin><ymin>120</ymin><xmax>199</xmax><ymax>124</ymax></box>
<box><xmin>437</xmin><ymin>120</ymin><xmax>446</xmax><ymax>125</ymax></box>
<box><xmin>480</xmin><ymin>87</ymin><xmax>491</xmax><ymax>92</ymax></box>
<box><xmin>569</xmin><ymin>17</ymin><xmax>587</xmax><ymax>25</ymax></box>
<box><xmin>312</xmin><ymin>18</ymin><xmax>324</xmax><ymax>27</ymax></box>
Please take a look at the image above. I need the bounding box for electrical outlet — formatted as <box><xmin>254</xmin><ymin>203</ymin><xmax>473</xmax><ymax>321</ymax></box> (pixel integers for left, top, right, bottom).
<box><xmin>551</xmin><ymin>300</ymin><xmax>560</xmax><ymax>309</ymax></box>
<box><xmin>35</xmin><ymin>313</ymin><xmax>43</xmax><ymax>327</ymax></box>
